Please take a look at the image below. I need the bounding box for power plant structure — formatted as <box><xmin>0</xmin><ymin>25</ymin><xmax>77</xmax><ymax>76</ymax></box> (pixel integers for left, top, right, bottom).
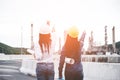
<box><xmin>86</xmin><ymin>26</ymin><xmax>117</xmax><ymax>55</ymax></box>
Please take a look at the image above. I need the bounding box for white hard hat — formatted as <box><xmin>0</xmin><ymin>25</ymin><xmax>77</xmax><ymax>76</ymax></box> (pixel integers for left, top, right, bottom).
<box><xmin>39</xmin><ymin>24</ymin><xmax>51</xmax><ymax>34</ymax></box>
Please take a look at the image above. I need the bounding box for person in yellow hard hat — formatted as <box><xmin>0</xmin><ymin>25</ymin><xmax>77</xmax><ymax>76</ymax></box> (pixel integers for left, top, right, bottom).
<box><xmin>67</xmin><ymin>26</ymin><xmax>79</xmax><ymax>38</ymax></box>
<box><xmin>58</xmin><ymin>26</ymin><xmax>85</xmax><ymax>80</ymax></box>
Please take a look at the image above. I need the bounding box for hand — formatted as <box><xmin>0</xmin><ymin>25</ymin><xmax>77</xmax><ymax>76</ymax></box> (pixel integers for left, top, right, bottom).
<box><xmin>59</xmin><ymin>72</ymin><xmax>62</xmax><ymax>79</ymax></box>
<box><xmin>58</xmin><ymin>78</ymin><xmax>64</xmax><ymax>80</ymax></box>
<box><xmin>59</xmin><ymin>74</ymin><xmax>62</xmax><ymax>79</ymax></box>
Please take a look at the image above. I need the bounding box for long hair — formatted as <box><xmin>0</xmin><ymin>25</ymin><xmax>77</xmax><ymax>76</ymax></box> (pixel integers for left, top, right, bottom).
<box><xmin>39</xmin><ymin>33</ymin><xmax>51</xmax><ymax>54</ymax></box>
<box><xmin>64</xmin><ymin>34</ymin><xmax>80</xmax><ymax>60</ymax></box>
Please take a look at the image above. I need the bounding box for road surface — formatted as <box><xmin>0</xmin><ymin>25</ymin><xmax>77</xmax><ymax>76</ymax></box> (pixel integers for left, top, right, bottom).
<box><xmin>0</xmin><ymin>60</ymin><xmax>36</xmax><ymax>80</ymax></box>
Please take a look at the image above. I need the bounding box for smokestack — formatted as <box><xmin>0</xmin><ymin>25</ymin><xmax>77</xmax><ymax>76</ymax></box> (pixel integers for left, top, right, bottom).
<box><xmin>112</xmin><ymin>26</ymin><xmax>116</xmax><ymax>53</ymax></box>
<box><xmin>31</xmin><ymin>24</ymin><xmax>34</xmax><ymax>49</ymax></box>
<box><xmin>105</xmin><ymin>26</ymin><xmax>108</xmax><ymax>52</ymax></box>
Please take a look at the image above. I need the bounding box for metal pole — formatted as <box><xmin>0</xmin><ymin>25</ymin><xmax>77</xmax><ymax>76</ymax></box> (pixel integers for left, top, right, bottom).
<box><xmin>31</xmin><ymin>24</ymin><xmax>34</xmax><ymax>49</ymax></box>
<box><xmin>21</xmin><ymin>26</ymin><xmax>23</xmax><ymax>55</ymax></box>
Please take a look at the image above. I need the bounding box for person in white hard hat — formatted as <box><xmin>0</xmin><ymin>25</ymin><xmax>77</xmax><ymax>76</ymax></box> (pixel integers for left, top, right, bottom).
<box><xmin>58</xmin><ymin>26</ymin><xmax>86</xmax><ymax>80</ymax></box>
<box><xmin>35</xmin><ymin>20</ymin><xmax>55</xmax><ymax>80</ymax></box>
<box><xmin>39</xmin><ymin>20</ymin><xmax>51</xmax><ymax>54</ymax></box>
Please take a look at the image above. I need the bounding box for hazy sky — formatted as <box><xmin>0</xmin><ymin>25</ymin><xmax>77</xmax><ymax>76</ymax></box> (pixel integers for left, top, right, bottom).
<box><xmin>0</xmin><ymin>0</ymin><xmax>120</xmax><ymax>48</ymax></box>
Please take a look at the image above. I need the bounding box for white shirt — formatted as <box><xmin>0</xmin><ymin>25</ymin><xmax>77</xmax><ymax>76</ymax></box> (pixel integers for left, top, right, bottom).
<box><xmin>33</xmin><ymin>27</ymin><xmax>56</xmax><ymax>63</ymax></box>
<box><xmin>32</xmin><ymin>42</ymin><xmax>54</xmax><ymax>63</ymax></box>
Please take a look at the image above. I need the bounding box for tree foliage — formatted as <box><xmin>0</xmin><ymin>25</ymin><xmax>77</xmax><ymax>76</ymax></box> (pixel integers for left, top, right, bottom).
<box><xmin>0</xmin><ymin>42</ymin><xmax>29</xmax><ymax>54</ymax></box>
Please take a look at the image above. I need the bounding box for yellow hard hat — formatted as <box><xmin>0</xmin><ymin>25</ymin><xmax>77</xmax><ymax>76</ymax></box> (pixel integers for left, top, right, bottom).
<box><xmin>67</xmin><ymin>26</ymin><xmax>79</xmax><ymax>38</ymax></box>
